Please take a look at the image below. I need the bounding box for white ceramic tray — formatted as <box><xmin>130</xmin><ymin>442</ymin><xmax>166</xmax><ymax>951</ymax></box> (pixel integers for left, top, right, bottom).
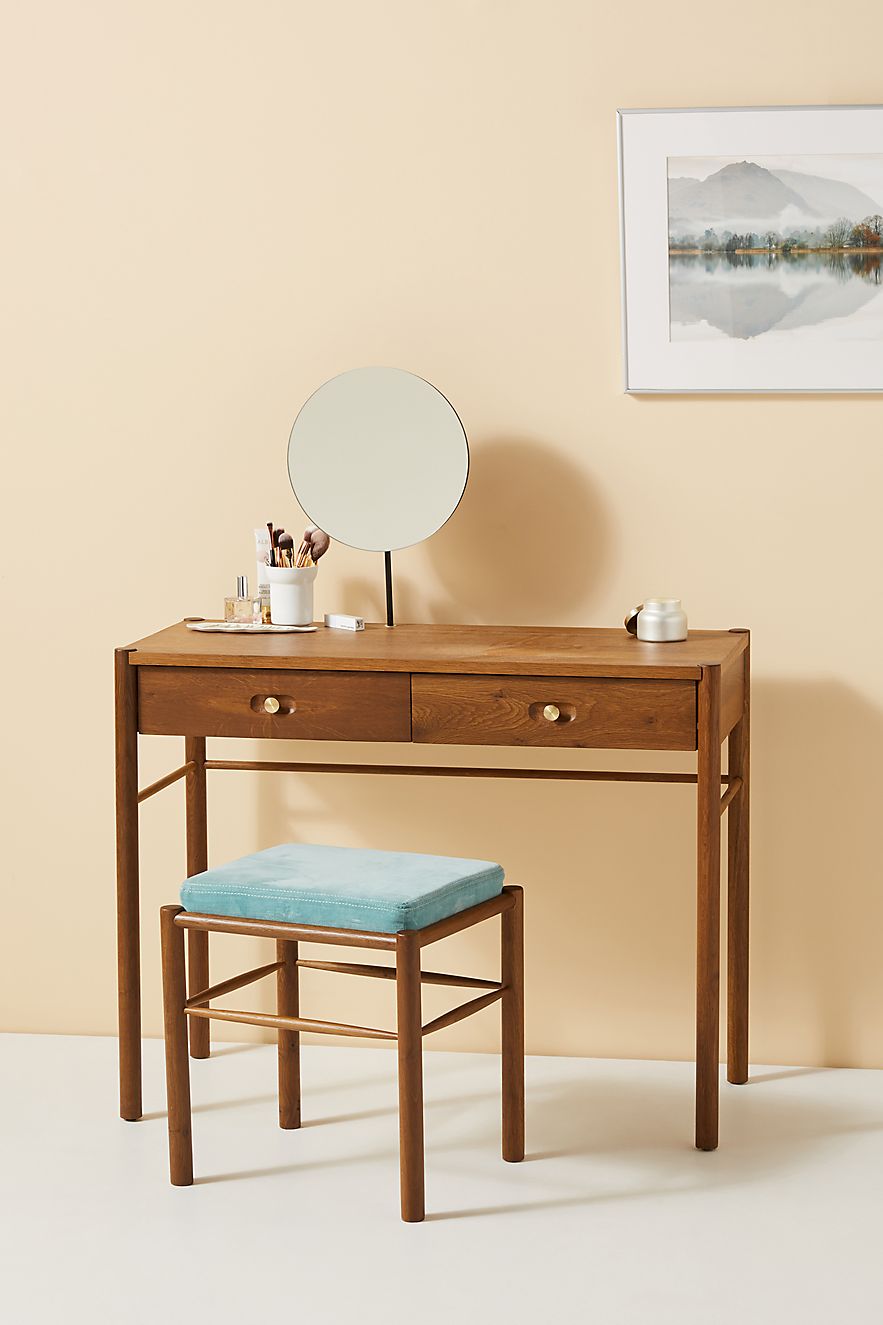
<box><xmin>185</xmin><ymin>620</ymin><xmax>317</xmax><ymax>634</ymax></box>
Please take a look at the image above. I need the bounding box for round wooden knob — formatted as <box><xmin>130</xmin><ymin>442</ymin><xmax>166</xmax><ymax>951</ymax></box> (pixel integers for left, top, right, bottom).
<box><xmin>263</xmin><ymin>696</ymin><xmax>281</xmax><ymax>714</ymax></box>
<box><xmin>543</xmin><ymin>704</ymin><xmax>560</xmax><ymax>722</ymax></box>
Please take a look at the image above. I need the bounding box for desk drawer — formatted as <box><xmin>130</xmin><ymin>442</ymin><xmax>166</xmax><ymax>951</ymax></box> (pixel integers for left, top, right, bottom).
<box><xmin>412</xmin><ymin>674</ymin><xmax>697</xmax><ymax>750</ymax></box>
<box><xmin>138</xmin><ymin>667</ymin><xmax>411</xmax><ymax>741</ymax></box>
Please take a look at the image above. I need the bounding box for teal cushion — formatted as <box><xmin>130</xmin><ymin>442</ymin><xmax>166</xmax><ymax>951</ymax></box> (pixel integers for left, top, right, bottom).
<box><xmin>180</xmin><ymin>843</ymin><xmax>505</xmax><ymax>934</ymax></box>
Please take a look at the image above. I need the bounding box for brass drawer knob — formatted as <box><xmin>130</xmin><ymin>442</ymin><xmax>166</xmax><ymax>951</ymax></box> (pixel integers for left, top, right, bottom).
<box><xmin>543</xmin><ymin>703</ymin><xmax>560</xmax><ymax>722</ymax></box>
<box><xmin>263</xmin><ymin>696</ymin><xmax>281</xmax><ymax>714</ymax></box>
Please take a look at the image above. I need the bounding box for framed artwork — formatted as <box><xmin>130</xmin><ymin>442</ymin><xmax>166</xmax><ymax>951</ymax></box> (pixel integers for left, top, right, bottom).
<box><xmin>617</xmin><ymin>106</ymin><xmax>883</xmax><ymax>393</ymax></box>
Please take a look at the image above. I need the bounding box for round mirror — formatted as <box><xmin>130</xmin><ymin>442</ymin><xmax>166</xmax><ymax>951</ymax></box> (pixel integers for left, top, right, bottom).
<box><xmin>287</xmin><ymin>367</ymin><xmax>469</xmax><ymax>553</ymax></box>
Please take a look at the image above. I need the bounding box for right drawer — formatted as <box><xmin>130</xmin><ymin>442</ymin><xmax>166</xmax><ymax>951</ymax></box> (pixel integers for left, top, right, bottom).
<box><xmin>412</xmin><ymin>674</ymin><xmax>697</xmax><ymax>751</ymax></box>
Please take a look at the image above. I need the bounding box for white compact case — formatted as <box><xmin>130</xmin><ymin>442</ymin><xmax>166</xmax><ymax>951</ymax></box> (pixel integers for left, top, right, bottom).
<box><xmin>636</xmin><ymin>598</ymin><xmax>688</xmax><ymax>642</ymax></box>
<box><xmin>324</xmin><ymin>613</ymin><xmax>365</xmax><ymax>631</ymax></box>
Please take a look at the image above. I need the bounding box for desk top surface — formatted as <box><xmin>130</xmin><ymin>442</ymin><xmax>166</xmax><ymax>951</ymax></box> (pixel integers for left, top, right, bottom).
<box><xmin>126</xmin><ymin>621</ymin><xmax>748</xmax><ymax>680</ymax></box>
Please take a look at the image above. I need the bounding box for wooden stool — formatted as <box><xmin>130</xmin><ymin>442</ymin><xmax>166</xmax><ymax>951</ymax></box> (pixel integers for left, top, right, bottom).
<box><xmin>160</xmin><ymin>843</ymin><xmax>524</xmax><ymax>1222</ymax></box>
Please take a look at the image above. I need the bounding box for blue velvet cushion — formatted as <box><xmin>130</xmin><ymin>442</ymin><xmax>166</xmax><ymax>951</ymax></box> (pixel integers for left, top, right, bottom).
<box><xmin>180</xmin><ymin>843</ymin><xmax>505</xmax><ymax>934</ymax></box>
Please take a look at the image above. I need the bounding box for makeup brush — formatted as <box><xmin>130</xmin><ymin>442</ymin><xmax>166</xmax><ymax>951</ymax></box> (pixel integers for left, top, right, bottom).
<box><xmin>278</xmin><ymin>532</ymin><xmax>295</xmax><ymax>568</ymax></box>
<box><xmin>305</xmin><ymin>526</ymin><xmax>331</xmax><ymax>560</ymax></box>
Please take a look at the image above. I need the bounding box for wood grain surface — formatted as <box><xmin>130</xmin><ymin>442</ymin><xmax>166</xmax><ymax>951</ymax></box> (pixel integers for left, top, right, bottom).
<box><xmin>127</xmin><ymin>621</ymin><xmax>748</xmax><ymax>680</ymax></box>
<box><xmin>138</xmin><ymin>666</ymin><xmax>411</xmax><ymax>742</ymax></box>
<box><xmin>412</xmin><ymin>673</ymin><xmax>697</xmax><ymax>750</ymax></box>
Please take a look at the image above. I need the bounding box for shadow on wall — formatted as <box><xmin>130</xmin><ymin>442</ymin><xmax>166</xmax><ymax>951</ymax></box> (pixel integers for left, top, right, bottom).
<box><xmin>750</xmin><ymin>675</ymin><xmax>883</xmax><ymax>1068</ymax></box>
<box><xmin>423</xmin><ymin>437</ymin><xmax>613</xmax><ymax>625</ymax></box>
<box><xmin>329</xmin><ymin>437</ymin><xmax>612</xmax><ymax>626</ymax></box>
<box><xmin>241</xmin><ymin>678</ymin><xmax>883</xmax><ymax>1068</ymax></box>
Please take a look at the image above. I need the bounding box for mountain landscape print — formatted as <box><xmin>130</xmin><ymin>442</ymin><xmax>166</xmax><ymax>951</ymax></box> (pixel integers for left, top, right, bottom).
<box><xmin>667</xmin><ymin>154</ymin><xmax>883</xmax><ymax>341</ymax></box>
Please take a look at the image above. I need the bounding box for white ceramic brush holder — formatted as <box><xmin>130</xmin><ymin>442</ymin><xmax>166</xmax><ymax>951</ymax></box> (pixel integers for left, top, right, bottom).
<box><xmin>267</xmin><ymin>565</ymin><xmax>317</xmax><ymax>626</ymax></box>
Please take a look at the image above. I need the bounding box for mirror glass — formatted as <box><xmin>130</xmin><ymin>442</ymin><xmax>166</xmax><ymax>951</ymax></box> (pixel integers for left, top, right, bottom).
<box><xmin>287</xmin><ymin>367</ymin><xmax>469</xmax><ymax>552</ymax></box>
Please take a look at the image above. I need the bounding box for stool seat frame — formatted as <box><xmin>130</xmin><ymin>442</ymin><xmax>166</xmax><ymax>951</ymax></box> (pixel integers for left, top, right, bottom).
<box><xmin>160</xmin><ymin>885</ymin><xmax>524</xmax><ymax>1222</ymax></box>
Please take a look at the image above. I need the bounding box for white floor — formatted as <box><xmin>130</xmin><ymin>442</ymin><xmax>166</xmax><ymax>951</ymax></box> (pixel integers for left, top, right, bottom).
<box><xmin>1</xmin><ymin>1035</ymin><xmax>880</xmax><ymax>1324</ymax></box>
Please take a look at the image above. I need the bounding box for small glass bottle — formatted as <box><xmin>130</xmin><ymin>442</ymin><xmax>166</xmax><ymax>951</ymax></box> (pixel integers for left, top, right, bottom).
<box><xmin>224</xmin><ymin>575</ymin><xmax>261</xmax><ymax>625</ymax></box>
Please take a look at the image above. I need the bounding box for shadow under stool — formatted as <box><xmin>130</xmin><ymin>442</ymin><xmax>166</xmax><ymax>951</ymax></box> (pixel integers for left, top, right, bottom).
<box><xmin>160</xmin><ymin>842</ymin><xmax>525</xmax><ymax>1222</ymax></box>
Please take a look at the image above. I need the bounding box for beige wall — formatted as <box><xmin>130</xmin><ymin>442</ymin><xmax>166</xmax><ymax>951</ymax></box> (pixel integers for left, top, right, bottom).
<box><xmin>3</xmin><ymin>1</ymin><xmax>882</xmax><ymax>1069</ymax></box>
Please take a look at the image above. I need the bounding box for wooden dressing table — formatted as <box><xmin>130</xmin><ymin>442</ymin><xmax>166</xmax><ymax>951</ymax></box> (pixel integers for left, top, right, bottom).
<box><xmin>115</xmin><ymin>621</ymin><xmax>750</xmax><ymax>1151</ymax></box>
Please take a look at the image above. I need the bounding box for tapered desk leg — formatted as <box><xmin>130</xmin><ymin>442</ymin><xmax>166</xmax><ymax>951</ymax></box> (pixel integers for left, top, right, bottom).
<box><xmin>727</xmin><ymin>640</ymin><xmax>750</xmax><ymax>1085</ymax></box>
<box><xmin>115</xmin><ymin>649</ymin><xmax>141</xmax><ymax>1121</ymax></box>
<box><xmin>696</xmin><ymin>665</ymin><xmax>721</xmax><ymax>1151</ymax></box>
<box><xmin>185</xmin><ymin>737</ymin><xmax>210</xmax><ymax>1059</ymax></box>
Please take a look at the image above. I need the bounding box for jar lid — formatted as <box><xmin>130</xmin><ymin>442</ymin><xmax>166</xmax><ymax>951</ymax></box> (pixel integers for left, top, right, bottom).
<box><xmin>624</xmin><ymin>604</ymin><xmax>643</xmax><ymax>635</ymax></box>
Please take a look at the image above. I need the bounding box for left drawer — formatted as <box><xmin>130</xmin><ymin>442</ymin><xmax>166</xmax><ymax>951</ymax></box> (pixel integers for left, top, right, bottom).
<box><xmin>137</xmin><ymin>667</ymin><xmax>411</xmax><ymax>741</ymax></box>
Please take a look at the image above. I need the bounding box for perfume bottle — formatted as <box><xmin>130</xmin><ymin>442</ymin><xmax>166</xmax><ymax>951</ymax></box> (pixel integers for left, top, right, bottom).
<box><xmin>224</xmin><ymin>575</ymin><xmax>261</xmax><ymax>625</ymax></box>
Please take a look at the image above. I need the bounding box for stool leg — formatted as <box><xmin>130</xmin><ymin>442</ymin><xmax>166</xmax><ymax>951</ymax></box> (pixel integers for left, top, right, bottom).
<box><xmin>396</xmin><ymin>931</ymin><xmax>425</xmax><ymax>1223</ymax></box>
<box><xmin>501</xmin><ymin>886</ymin><xmax>525</xmax><ymax>1162</ymax></box>
<box><xmin>187</xmin><ymin>932</ymin><xmax>210</xmax><ymax>1059</ymax></box>
<box><xmin>276</xmin><ymin>939</ymin><xmax>301</xmax><ymax>1129</ymax></box>
<box><xmin>160</xmin><ymin>905</ymin><xmax>193</xmax><ymax>1186</ymax></box>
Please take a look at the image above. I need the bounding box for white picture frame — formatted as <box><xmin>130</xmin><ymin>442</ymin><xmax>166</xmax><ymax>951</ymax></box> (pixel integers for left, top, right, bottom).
<box><xmin>617</xmin><ymin>106</ymin><xmax>883</xmax><ymax>393</ymax></box>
